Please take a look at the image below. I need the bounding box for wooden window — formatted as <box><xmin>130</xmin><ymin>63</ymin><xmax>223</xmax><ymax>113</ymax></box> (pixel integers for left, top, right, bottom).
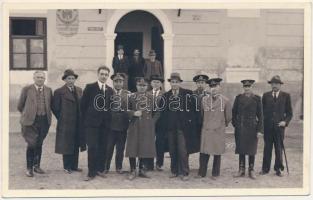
<box><xmin>10</xmin><ymin>17</ymin><xmax>47</xmax><ymax>70</ymax></box>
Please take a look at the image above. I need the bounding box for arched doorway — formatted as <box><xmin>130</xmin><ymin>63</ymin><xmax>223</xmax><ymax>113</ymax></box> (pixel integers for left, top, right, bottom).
<box><xmin>105</xmin><ymin>9</ymin><xmax>174</xmax><ymax>89</ymax></box>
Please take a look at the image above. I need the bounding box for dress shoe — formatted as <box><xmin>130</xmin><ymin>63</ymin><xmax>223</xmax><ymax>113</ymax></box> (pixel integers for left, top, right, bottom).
<box><xmin>276</xmin><ymin>170</ymin><xmax>283</xmax><ymax>177</ymax></box>
<box><xmin>34</xmin><ymin>167</ymin><xmax>45</xmax><ymax>174</ymax></box>
<box><xmin>26</xmin><ymin>169</ymin><xmax>34</xmax><ymax>177</ymax></box>
<box><xmin>128</xmin><ymin>171</ymin><xmax>137</xmax><ymax>180</ymax></box>
<box><xmin>180</xmin><ymin>175</ymin><xmax>189</xmax><ymax>181</ymax></box>
<box><xmin>64</xmin><ymin>169</ymin><xmax>72</xmax><ymax>174</ymax></box>
<box><xmin>259</xmin><ymin>171</ymin><xmax>269</xmax><ymax>175</ymax></box>
<box><xmin>249</xmin><ymin>170</ymin><xmax>256</xmax><ymax>179</ymax></box>
<box><xmin>138</xmin><ymin>170</ymin><xmax>150</xmax><ymax>178</ymax></box>
<box><xmin>71</xmin><ymin>168</ymin><xmax>83</xmax><ymax>172</ymax></box>
<box><xmin>233</xmin><ymin>170</ymin><xmax>245</xmax><ymax>178</ymax></box>
<box><xmin>210</xmin><ymin>175</ymin><xmax>219</xmax><ymax>180</ymax></box>
<box><xmin>169</xmin><ymin>173</ymin><xmax>178</xmax><ymax>178</ymax></box>
<box><xmin>84</xmin><ymin>176</ymin><xmax>95</xmax><ymax>181</ymax></box>
<box><xmin>156</xmin><ymin>165</ymin><xmax>163</xmax><ymax>171</ymax></box>
<box><xmin>97</xmin><ymin>171</ymin><xmax>107</xmax><ymax>178</ymax></box>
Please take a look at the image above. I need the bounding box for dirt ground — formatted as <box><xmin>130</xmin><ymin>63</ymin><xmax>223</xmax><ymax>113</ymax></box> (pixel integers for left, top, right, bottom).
<box><xmin>8</xmin><ymin>122</ymin><xmax>303</xmax><ymax>190</ymax></box>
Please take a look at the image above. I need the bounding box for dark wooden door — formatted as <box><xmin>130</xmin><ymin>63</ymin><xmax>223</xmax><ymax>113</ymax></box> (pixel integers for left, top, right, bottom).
<box><xmin>115</xmin><ymin>32</ymin><xmax>143</xmax><ymax>57</ymax></box>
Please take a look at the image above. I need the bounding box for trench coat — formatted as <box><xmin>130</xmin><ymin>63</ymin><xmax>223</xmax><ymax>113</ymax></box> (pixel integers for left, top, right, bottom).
<box><xmin>52</xmin><ymin>85</ymin><xmax>85</xmax><ymax>155</ymax></box>
<box><xmin>125</xmin><ymin>92</ymin><xmax>160</xmax><ymax>158</ymax></box>
<box><xmin>200</xmin><ymin>94</ymin><xmax>232</xmax><ymax>155</ymax></box>
<box><xmin>232</xmin><ymin>94</ymin><xmax>263</xmax><ymax>155</ymax></box>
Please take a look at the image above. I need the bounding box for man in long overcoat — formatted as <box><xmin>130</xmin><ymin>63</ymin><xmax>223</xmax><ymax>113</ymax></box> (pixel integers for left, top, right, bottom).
<box><xmin>80</xmin><ymin>66</ymin><xmax>114</xmax><ymax>181</ymax></box>
<box><xmin>260</xmin><ymin>75</ymin><xmax>293</xmax><ymax>177</ymax></box>
<box><xmin>143</xmin><ymin>50</ymin><xmax>163</xmax><ymax>81</ymax></box>
<box><xmin>196</xmin><ymin>78</ymin><xmax>232</xmax><ymax>180</ymax></box>
<box><xmin>125</xmin><ymin>77</ymin><xmax>160</xmax><ymax>180</ymax></box>
<box><xmin>128</xmin><ymin>49</ymin><xmax>145</xmax><ymax>92</ymax></box>
<box><xmin>162</xmin><ymin>72</ymin><xmax>197</xmax><ymax>181</ymax></box>
<box><xmin>104</xmin><ymin>73</ymin><xmax>130</xmax><ymax>174</ymax></box>
<box><xmin>17</xmin><ymin>71</ymin><xmax>53</xmax><ymax>177</ymax></box>
<box><xmin>232</xmin><ymin>79</ymin><xmax>263</xmax><ymax>179</ymax></box>
<box><xmin>52</xmin><ymin>69</ymin><xmax>86</xmax><ymax>174</ymax></box>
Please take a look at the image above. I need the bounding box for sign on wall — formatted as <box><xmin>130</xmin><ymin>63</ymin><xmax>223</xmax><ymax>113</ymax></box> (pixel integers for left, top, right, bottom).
<box><xmin>56</xmin><ymin>9</ymin><xmax>79</xmax><ymax>37</ymax></box>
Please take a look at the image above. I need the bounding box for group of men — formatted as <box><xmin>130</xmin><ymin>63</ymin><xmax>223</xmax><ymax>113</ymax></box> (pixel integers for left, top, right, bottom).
<box><xmin>17</xmin><ymin>64</ymin><xmax>293</xmax><ymax>182</ymax></box>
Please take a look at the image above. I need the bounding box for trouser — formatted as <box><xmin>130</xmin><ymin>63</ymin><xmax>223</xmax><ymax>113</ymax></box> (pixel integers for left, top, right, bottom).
<box><xmin>63</xmin><ymin>143</ymin><xmax>79</xmax><ymax>170</ymax></box>
<box><xmin>129</xmin><ymin>158</ymin><xmax>150</xmax><ymax>171</ymax></box>
<box><xmin>238</xmin><ymin>154</ymin><xmax>255</xmax><ymax>171</ymax></box>
<box><xmin>168</xmin><ymin>130</ymin><xmax>189</xmax><ymax>176</ymax></box>
<box><xmin>105</xmin><ymin>130</ymin><xmax>127</xmax><ymax>171</ymax></box>
<box><xmin>22</xmin><ymin>115</ymin><xmax>49</xmax><ymax>170</ymax></box>
<box><xmin>198</xmin><ymin>153</ymin><xmax>221</xmax><ymax>177</ymax></box>
<box><xmin>156</xmin><ymin>131</ymin><xmax>167</xmax><ymax>167</ymax></box>
<box><xmin>86</xmin><ymin>125</ymin><xmax>109</xmax><ymax>177</ymax></box>
<box><xmin>262</xmin><ymin>126</ymin><xmax>285</xmax><ymax>172</ymax></box>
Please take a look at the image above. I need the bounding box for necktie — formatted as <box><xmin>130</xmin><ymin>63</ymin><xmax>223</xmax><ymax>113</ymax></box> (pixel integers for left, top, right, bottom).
<box><xmin>38</xmin><ymin>87</ymin><xmax>42</xmax><ymax>93</ymax></box>
<box><xmin>273</xmin><ymin>92</ymin><xmax>277</xmax><ymax>102</ymax></box>
<box><xmin>101</xmin><ymin>84</ymin><xmax>104</xmax><ymax>94</ymax></box>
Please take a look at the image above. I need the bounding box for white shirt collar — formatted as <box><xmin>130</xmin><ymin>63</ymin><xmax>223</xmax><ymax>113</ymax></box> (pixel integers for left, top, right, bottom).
<box><xmin>34</xmin><ymin>84</ymin><xmax>43</xmax><ymax>91</ymax></box>
<box><xmin>272</xmin><ymin>90</ymin><xmax>280</xmax><ymax>97</ymax></box>
<box><xmin>97</xmin><ymin>81</ymin><xmax>106</xmax><ymax>90</ymax></box>
<box><xmin>114</xmin><ymin>88</ymin><xmax>122</xmax><ymax>95</ymax></box>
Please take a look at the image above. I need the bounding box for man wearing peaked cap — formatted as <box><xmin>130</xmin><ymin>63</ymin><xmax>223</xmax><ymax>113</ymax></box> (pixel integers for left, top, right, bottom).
<box><xmin>104</xmin><ymin>72</ymin><xmax>130</xmax><ymax>175</ymax></box>
<box><xmin>193</xmin><ymin>74</ymin><xmax>209</xmax><ymax>96</ymax></box>
<box><xmin>232</xmin><ymin>79</ymin><xmax>263</xmax><ymax>179</ymax></box>
<box><xmin>260</xmin><ymin>75</ymin><xmax>292</xmax><ymax>177</ymax></box>
<box><xmin>196</xmin><ymin>77</ymin><xmax>232</xmax><ymax>180</ymax></box>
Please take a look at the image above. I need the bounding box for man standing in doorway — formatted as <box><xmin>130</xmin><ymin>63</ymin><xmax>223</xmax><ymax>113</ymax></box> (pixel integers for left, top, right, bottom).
<box><xmin>17</xmin><ymin>71</ymin><xmax>53</xmax><ymax>177</ymax></box>
<box><xmin>129</xmin><ymin>49</ymin><xmax>145</xmax><ymax>92</ymax></box>
<box><xmin>260</xmin><ymin>75</ymin><xmax>293</xmax><ymax>177</ymax></box>
<box><xmin>80</xmin><ymin>66</ymin><xmax>114</xmax><ymax>181</ymax></box>
<box><xmin>143</xmin><ymin>50</ymin><xmax>163</xmax><ymax>81</ymax></box>
<box><xmin>112</xmin><ymin>45</ymin><xmax>130</xmax><ymax>89</ymax></box>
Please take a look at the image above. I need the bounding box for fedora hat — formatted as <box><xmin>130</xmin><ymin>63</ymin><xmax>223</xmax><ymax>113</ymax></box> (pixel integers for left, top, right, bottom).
<box><xmin>117</xmin><ymin>45</ymin><xmax>124</xmax><ymax>50</ymax></box>
<box><xmin>62</xmin><ymin>69</ymin><xmax>78</xmax><ymax>80</ymax></box>
<box><xmin>167</xmin><ymin>72</ymin><xmax>183</xmax><ymax>82</ymax></box>
<box><xmin>149</xmin><ymin>49</ymin><xmax>156</xmax><ymax>56</ymax></box>
<box><xmin>268</xmin><ymin>75</ymin><xmax>284</xmax><ymax>84</ymax></box>
<box><xmin>150</xmin><ymin>75</ymin><xmax>164</xmax><ymax>83</ymax></box>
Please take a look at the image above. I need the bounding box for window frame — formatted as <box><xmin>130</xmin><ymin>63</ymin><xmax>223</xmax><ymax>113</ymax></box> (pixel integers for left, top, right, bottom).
<box><xmin>9</xmin><ymin>17</ymin><xmax>47</xmax><ymax>71</ymax></box>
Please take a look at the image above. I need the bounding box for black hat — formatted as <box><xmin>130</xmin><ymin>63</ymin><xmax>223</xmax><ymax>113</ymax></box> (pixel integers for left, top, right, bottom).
<box><xmin>207</xmin><ymin>78</ymin><xmax>222</xmax><ymax>87</ymax></box>
<box><xmin>167</xmin><ymin>72</ymin><xmax>183</xmax><ymax>82</ymax></box>
<box><xmin>149</xmin><ymin>49</ymin><xmax>156</xmax><ymax>56</ymax></box>
<box><xmin>193</xmin><ymin>74</ymin><xmax>209</xmax><ymax>82</ymax></box>
<box><xmin>110</xmin><ymin>73</ymin><xmax>125</xmax><ymax>81</ymax></box>
<box><xmin>241</xmin><ymin>79</ymin><xmax>255</xmax><ymax>87</ymax></box>
<box><xmin>117</xmin><ymin>45</ymin><xmax>124</xmax><ymax>50</ymax></box>
<box><xmin>268</xmin><ymin>75</ymin><xmax>284</xmax><ymax>84</ymax></box>
<box><xmin>136</xmin><ymin>77</ymin><xmax>149</xmax><ymax>86</ymax></box>
<box><xmin>150</xmin><ymin>75</ymin><xmax>164</xmax><ymax>83</ymax></box>
<box><xmin>62</xmin><ymin>69</ymin><xmax>78</xmax><ymax>80</ymax></box>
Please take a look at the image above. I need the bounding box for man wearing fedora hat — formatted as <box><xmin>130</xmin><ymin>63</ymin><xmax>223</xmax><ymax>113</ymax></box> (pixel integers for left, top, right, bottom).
<box><xmin>17</xmin><ymin>71</ymin><xmax>53</xmax><ymax>177</ymax></box>
<box><xmin>52</xmin><ymin>69</ymin><xmax>86</xmax><ymax>174</ymax></box>
<box><xmin>232</xmin><ymin>79</ymin><xmax>263</xmax><ymax>179</ymax></box>
<box><xmin>128</xmin><ymin>49</ymin><xmax>145</xmax><ymax>92</ymax></box>
<box><xmin>104</xmin><ymin>73</ymin><xmax>131</xmax><ymax>174</ymax></box>
<box><xmin>143</xmin><ymin>50</ymin><xmax>163</xmax><ymax>81</ymax></box>
<box><xmin>260</xmin><ymin>75</ymin><xmax>293</xmax><ymax>177</ymax></box>
<box><xmin>162</xmin><ymin>72</ymin><xmax>197</xmax><ymax>181</ymax></box>
<box><xmin>112</xmin><ymin>45</ymin><xmax>130</xmax><ymax>89</ymax></box>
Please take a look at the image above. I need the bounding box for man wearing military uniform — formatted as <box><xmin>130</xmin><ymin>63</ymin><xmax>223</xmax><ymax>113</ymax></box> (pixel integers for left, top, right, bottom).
<box><xmin>232</xmin><ymin>79</ymin><xmax>263</xmax><ymax>179</ymax></box>
<box><xmin>193</xmin><ymin>74</ymin><xmax>209</xmax><ymax>96</ymax></box>
<box><xmin>196</xmin><ymin>78</ymin><xmax>232</xmax><ymax>180</ymax></box>
<box><xmin>104</xmin><ymin>73</ymin><xmax>130</xmax><ymax>174</ymax></box>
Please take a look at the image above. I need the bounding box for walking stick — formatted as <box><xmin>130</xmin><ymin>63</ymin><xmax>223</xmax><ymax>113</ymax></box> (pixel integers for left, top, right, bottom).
<box><xmin>278</xmin><ymin>128</ymin><xmax>289</xmax><ymax>175</ymax></box>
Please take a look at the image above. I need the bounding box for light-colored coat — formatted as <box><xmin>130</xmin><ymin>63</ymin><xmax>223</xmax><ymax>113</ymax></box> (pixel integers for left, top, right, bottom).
<box><xmin>125</xmin><ymin>92</ymin><xmax>159</xmax><ymax>158</ymax></box>
<box><xmin>17</xmin><ymin>84</ymin><xmax>53</xmax><ymax>126</ymax></box>
<box><xmin>200</xmin><ymin>94</ymin><xmax>232</xmax><ymax>155</ymax></box>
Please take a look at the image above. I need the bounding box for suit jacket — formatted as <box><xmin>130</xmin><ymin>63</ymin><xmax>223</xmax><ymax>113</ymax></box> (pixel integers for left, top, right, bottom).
<box><xmin>80</xmin><ymin>82</ymin><xmax>114</xmax><ymax>128</ymax></box>
<box><xmin>148</xmin><ymin>89</ymin><xmax>165</xmax><ymax>133</ymax></box>
<box><xmin>110</xmin><ymin>89</ymin><xmax>131</xmax><ymax>131</ymax></box>
<box><xmin>162</xmin><ymin>87</ymin><xmax>199</xmax><ymax>154</ymax></box>
<box><xmin>143</xmin><ymin>59</ymin><xmax>163</xmax><ymax>80</ymax></box>
<box><xmin>17</xmin><ymin>84</ymin><xmax>53</xmax><ymax>126</ymax></box>
<box><xmin>262</xmin><ymin>90</ymin><xmax>293</xmax><ymax>133</ymax></box>
<box><xmin>52</xmin><ymin>85</ymin><xmax>86</xmax><ymax>154</ymax></box>
<box><xmin>112</xmin><ymin>56</ymin><xmax>130</xmax><ymax>75</ymax></box>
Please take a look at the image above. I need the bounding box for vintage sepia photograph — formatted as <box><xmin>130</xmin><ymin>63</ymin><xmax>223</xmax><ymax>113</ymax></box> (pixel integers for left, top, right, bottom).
<box><xmin>1</xmin><ymin>0</ymin><xmax>311</xmax><ymax>198</ymax></box>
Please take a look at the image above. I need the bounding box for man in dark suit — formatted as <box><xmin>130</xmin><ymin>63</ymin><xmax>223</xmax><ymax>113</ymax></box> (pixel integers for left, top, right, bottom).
<box><xmin>162</xmin><ymin>72</ymin><xmax>196</xmax><ymax>181</ymax></box>
<box><xmin>128</xmin><ymin>49</ymin><xmax>145</xmax><ymax>92</ymax></box>
<box><xmin>17</xmin><ymin>71</ymin><xmax>53</xmax><ymax>177</ymax></box>
<box><xmin>112</xmin><ymin>45</ymin><xmax>130</xmax><ymax>89</ymax></box>
<box><xmin>260</xmin><ymin>75</ymin><xmax>293</xmax><ymax>177</ymax></box>
<box><xmin>104</xmin><ymin>73</ymin><xmax>130</xmax><ymax>174</ymax></box>
<box><xmin>80</xmin><ymin>66</ymin><xmax>114</xmax><ymax>181</ymax></box>
<box><xmin>52</xmin><ymin>69</ymin><xmax>86</xmax><ymax>174</ymax></box>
